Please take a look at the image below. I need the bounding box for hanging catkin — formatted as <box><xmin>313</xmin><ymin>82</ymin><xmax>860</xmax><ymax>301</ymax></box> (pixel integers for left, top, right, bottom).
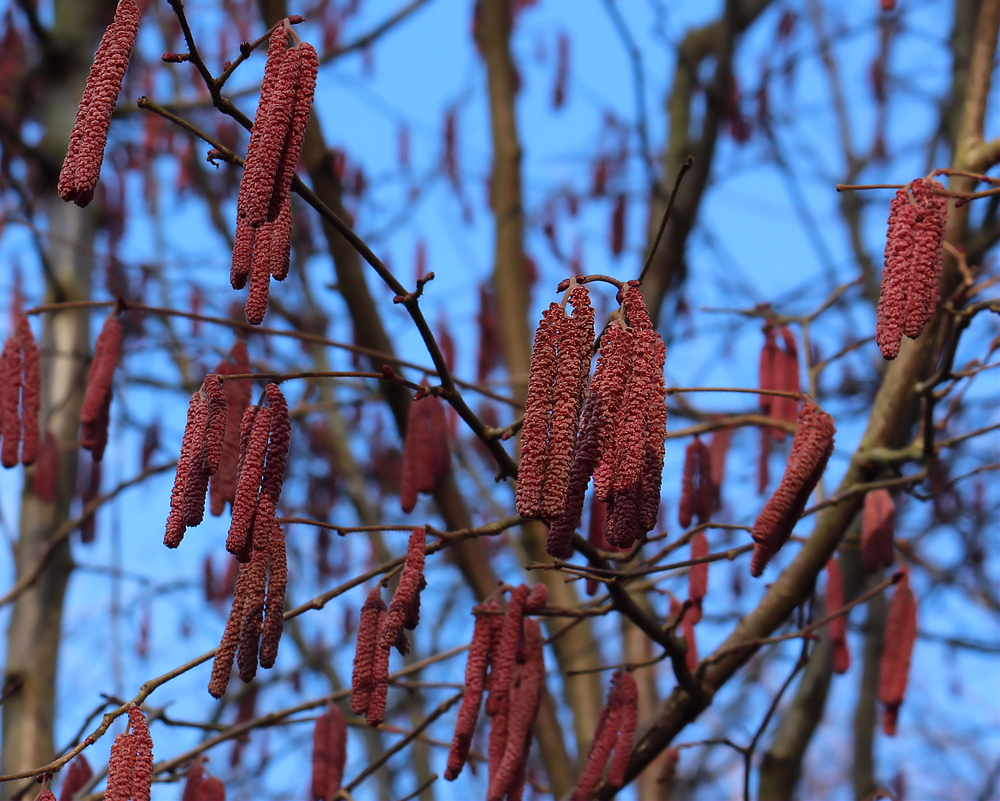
<box><xmin>80</xmin><ymin>315</ymin><xmax>122</xmax><ymax>461</ymax></box>
<box><xmin>57</xmin><ymin>0</ymin><xmax>141</xmax><ymax>207</ymax></box>
<box><xmin>750</xmin><ymin>401</ymin><xmax>835</xmax><ymax>576</ymax></box>
<box><xmin>861</xmin><ymin>488</ymin><xmax>895</xmax><ymax>571</ymax></box>
<box><xmin>879</xmin><ymin>568</ymin><xmax>917</xmax><ymax>736</ymax></box>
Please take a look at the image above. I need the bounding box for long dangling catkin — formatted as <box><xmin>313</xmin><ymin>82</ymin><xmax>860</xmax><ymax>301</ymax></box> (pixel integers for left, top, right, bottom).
<box><xmin>607</xmin><ymin>671</ymin><xmax>638</xmax><ymax>788</ymax></box>
<box><xmin>400</xmin><ymin>393</ymin><xmax>445</xmax><ymax>512</ymax></box>
<box><xmin>57</xmin><ymin>0</ymin><xmax>141</xmax><ymax>207</ymax></box>
<box><xmin>269</xmin><ymin>43</ymin><xmax>319</xmax><ymax>223</ymax></box>
<box><xmin>164</xmin><ymin>392</ymin><xmax>206</xmax><ymax>548</ymax></box>
<box><xmin>245</xmin><ymin>238</ymin><xmax>272</xmax><ymax>326</ymax></box>
<box><xmin>571</xmin><ymin>670</ymin><xmax>626</xmax><ymax>801</ymax></box>
<box><xmin>209</xmin><ymin>557</ymin><xmax>253</xmax><ymax>698</ymax></box>
<box><xmin>80</xmin><ymin>315</ymin><xmax>122</xmax><ymax>460</ymax></box>
<box><xmin>379</xmin><ymin>530</ymin><xmax>427</xmax><ymax>650</ymax></box>
<box><xmin>366</xmin><ymin>616</ymin><xmax>392</xmax><ymax>726</ymax></box>
<box><xmin>879</xmin><ymin>568</ymin><xmax>917</xmax><ymax>736</ymax></box>
<box><xmin>758</xmin><ymin>324</ymin><xmax>778</xmax><ymax>417</ymax></box>
<box><xmin>128</xmin><ymin>706</ymin><xmax>154</xmax><ymax>801</ymax></box>
<box><xmin>826</xmin><ymin>556</ymin><xmax>850</xmax><ymax>674</ymax></box>
<box><xmin>253</xmin><ymin>384</ymin><xmax>291</xmax><ymax>534</ymax></box>
<box><xmin>678</xmin><ymin>438</ymin><xmax>707</xmax><ymax>528</ymax></box>
<box><xmin>861</xmin><ymin>488</ymin><xmax>895</xmax><ymax>572</ymax></box>
<box><xmin>750</xmin><ymin>401</ymin><xmax>835</xmax><ymax>577</ymax></box>
<box><xmin>231</xmin><ymin>219</ymin><xmax>255</xmax><ymax>290</ymax></box>
<box><xmin>516</xmin><ymin>304</ymin><xmax>561</xmax><ymax>519</ymax></box>
<box><xmin>17</xmin><ymin>316</ymin><xmax>40</xmax><ymax>466</ymax></box>
<box><xmin>877</xmin><ymin>186</ymin><xmax>919</xmax><ymax>359</ymax></box>
<box><xmin>903</xmin><ymin>178</ymin><xmax>947</xmax><ymax>339</ymax></box>
<box><xmin>236</xmin><ymin>27</ymin><xmax>293</xmax><ymax>227</ymax></box>
<box><xmin>688</xmin><ymin>530</ymin><xmax>709</xmax><ymax>623</ymax></box>
<box><xmin>776</xmin><ymin>326</ymin><xmax>801</xmax><ymax>428</ymax></box>
<box><xmin>201</xmin><ymin>374</ymin><xmax>228</xmax><ymax>476</ymax></box>
<box><xmin>639</xmin><ymin>339</ymin><xmax>667</xmax><ymax>533</ymax></box>
<box><xmin>487</xmin><ymin>619</ymin><xmax>545</xmax><ymax>801</ymax></box>
<box><xmin>210</xmin><ymin>343</ymin><xmax>253</xmax><ymax>515</ymax></box>
<box><xmin>268</xmin><ymin>197</ymin><xmax>293</xmax><ymax>282</ymax></box>
<box><xmin>0</xmin><ymin>337</ymin><xmax>22</xmax><ymax>468</ymax></box>
<box><xmin>311</xmin><ymin>704</ymin><xmax>347</xmax><ymax>801</ymax></box>
<box><xmin>486</xmin><ymin>585</ymin><xmax>530</xmax><ymax>717</ymax></box>
<box><xmin>446</xmin><ymin>601</ymin><xmax>500</xmax><ymax>781</ymax></box>
<box><xmin>351</xmin><ymin>586</ymin><xmax>386</xmax><ymax>715</ymax></box>
<box><xmin>181</xmin><ymin>756</ymin><xmax>205</xmax><ymax>800</ymax></box>
<box><xmin>60</xmin><ymin>755</ymin><xmax>93</xmax><ymax>801</ymax></box>
<box><xmin>259</xmin><ymin>521</ymin><xmax>287</xmax><ymax>669</ymax></box>
<box><xmin>611</xmin><ymin>328</ymin><xmax>660</xmax><ymax>496</ymax></box>
<box><xmin>226</xmin><ymin>406</ymin><xmax>271</xmax><ymax>559</ymax></box>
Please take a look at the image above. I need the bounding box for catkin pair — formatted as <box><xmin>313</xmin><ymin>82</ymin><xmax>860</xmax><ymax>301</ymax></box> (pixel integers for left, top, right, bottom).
<box><xmin>758</xmin><ymin>323</ymin><xmax>801</xmax><ymax>437</ymax></box>
<box><xmin>105</xmin><ymin>706</ymin><xmax>153</xmax><ymax>801</ymax></box>
<box><xmin>516</xmin><ymin>284</ymin><xmax>595</xmax><ymax>526</ymax></box>
<box><xmin>350</xmin><ymin>530</ymin><xmax>428</xmax><ymax>726</ymax></box>
<box><xmin>749</xmin><ymin>400</ymin><xmax>836</xmax><ymax>576</ymax></box>
<box><xmin>311</xmin><ymin>704</ymin><xmax>348</xmax><ymax>801</ymax></box>
<box><xmin>876</xmin><ymin>178</ymin><xmax>948</xmax><ymax>359</ymax></box>
<box><xmin>232</xmin><ymin>24</ymin><xmax>318</xmax><ymax>324</ymax></box>
<box><xmin>0</xmin><ymin>316</ymin><xmax>41</xmax><ymax>468</ymax></box>
<box><xmin>57</xmin><ymin>0</ymin><xmax>141</xmax><ymax>207</ymax></box>
<box><xmin>571</xmin><ymin>670</ymin><xmax>638</xmax><ymax>799</ymax></box>
<box><xmin>80</xmin><ymin>315</ymin><xmax>123</xmax><ymax>461</ymax></box>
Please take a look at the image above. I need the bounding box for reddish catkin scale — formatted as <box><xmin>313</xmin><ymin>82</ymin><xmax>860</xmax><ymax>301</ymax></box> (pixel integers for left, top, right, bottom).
<box><xmin>57</xmin><ymin>0</ymin><xmax>141</xmax><ymax>207</ymax></box>
<box><xmin>128</xmin><ymin>706</ymin><xmax>154</xmax><ymax>801</ymax></box>
<box><xmin>351</xmin><ymin>586</ymin><xmax>386</xmax><ymax>715</ymax></box>
<box><xmin>861</xmin><ymin>488</ymin><xmax>896</xmax><ymax>572</ymax></box>
<box><xmin>877</xmin><ymin>187</ymin><xmax>919</xmax><ymax>359</ymax></box>
<box><xmin>80</xmin><ymin>315</ymin><xmax>122</xmax><ymax>461</ymax></box>
<box><xmin>903</xmin><ymin>178</ymin><xmax>947</xmax><ymax>339</ymax></box>
<box><xmin>17</xmin><ymin>316</ymin><xmax>40</xmax><ymax>466</ymax></box>
<box><xmin>446</xmin><ymin>601</ymin><xmax>499</xmax><ymax>781</ymax></box>
<box><xmin>0</xmin><ymin>337</ymin><xmax>21</xmax><ymax>468</ymax></box>
<box><xmin>311</xmin><ymin>704</ymin><xmax>347</xmax><ymax>801</ymax></box>
<box><xmin>515</xmin><ymin>303</ymin><xmax>561</xmax><ymax>519</ymax></box>
<box><xmin>879</xmin><ymin>568</ymin><xmax>918</xmax><ymax>736</ymax></box>
<box><xmin>750</xmin><ymin>401</ymin><xmax>836</xmax><ymax>577</ymax></box>
<box><xmin>826</xmin><ymin>556</ymin><xmax>850</xmax><ymax>674</ymax></box>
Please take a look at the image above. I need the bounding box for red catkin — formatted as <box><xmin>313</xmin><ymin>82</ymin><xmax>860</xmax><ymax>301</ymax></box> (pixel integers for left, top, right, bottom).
<box><xmin>688</xmin><ymin>530</ymin><xmax>709</xmax><ymax>623</ymax></box>
<box><xmin>201</xmin><ymin>374</ymin><xmax>228</xmax><ymax>475</ymax></box>
<box><xmin>237</xmin><ymin>28</ymin><xmax>293</xmax><ymax>227</ymax></box>
<box><xmin>516</xmin><ymin>303</ymin><xmax>561</xmax><ymax>519</ymax></box>
<box><xmin>639</xmin><ymin>338</ymin><xmax>668</xmax><ymax>533</ymax></box>
<box><xmin>245</xmin><ymin>235</ymin><xmax>272</xmax><ymax>326</ymax></box>
<box><xmin>487</xmin><ymin>619</ymin><xmax>545</xmax><ymax>801</ymax></box>
<box><xmin>209</xmin><ymin>343</ymin><xmax>253</xmax><ymax>515</ymax></box>
<box><xmin>164</xmin><ymin>392</ymin><xmax>207</xmax><ymax>549</ymax></box>
<box><xmin>17</xmin><ymin>316</ymin><xmax>40</xmax><ymax>465</ymax></box>
<box><xmin>826</xmin><ymin>556</ymin><xmax>850</xmax><ymax>674</ymax></box>
<box><xmin>861</xmin><ymin>488</ymin><xmax>895</xmax><ymax>572</ymax></box>
<box><xmin>57</xmin><ymin>0</ymin><xmax>141</xmax><ymax>207</ymax></box>
<box><xmin>231</xmin><ymin>219</ymin><xmax>255</xmax><ymax>290</ymax></box>
<box><xmin>253</xmin><ymin>384</ymin><xmax>291</xmax><ymax>538</ymax></box>
<box><xmin>678</xmin><ymin>438</ymin><xmax>709</xmax><ymax>528</ymax></box>
<box><xmin>607</xmin><ymin>672</ymin><xmax>638</xmax><ymax>788</ymax></box>
<box><xmin>379</xmin><ymin>530</ymin><xmax>427</xmax><ymax>649</ymax></box>
<box><xmin>572</xmin><ymin>671</ymin><xmax>626</xmax><ymax>801</ymax></box>
<box><xmin>236</xmin><ymin>544</ymin><xmax>268</xmax><ymax>684</ymax></box>
<box><xmin>311</xmin><ymin>704</ymin><xmax>347</xmax><ymax>801</ymax></box>
<box><xmin>486</xmin><ymin>585</ymin><xmax>530</xmax><ymax>717</ymax></box>
<box><xmin>181</xmin><ymin>757</ymin><xmax>204</xmax><ymax>801</ymax></box>
<box><xmin>758</xmin><ymin>324</ymin><xmax>778</xmax><ymax>416</ymax></box>
<box><xmin>37</xmin><ymin>789</ymin><xmax>56</xmax><ymax>801</ymax></box>
<box><xmin>209</xmin><ymin>556</ymin><xmax>253</xmax><ymax>698</ymax></box>
<box><xmin>259</xmin><ymin>521</ymin><xmax>287</xmax><ymax>669</ymax></box>
<box><xmin>32</xmin><ymin>432</ymin><xmax>60</xmax><ymax>502</ymax></box>
<box><xmin>199</xmin><ymin>775</ymin><xmax>226</xmax><ymax>800</ymax></box>
<box><xmin>903</xmin><ymin>178</ymin><xmax>947</xmax><ymax>339</ymax></box>
<box><xmin>351</xmin><ymin>586</ymin><xmax>385</xmax><ymax>715</ymax></box>
<box><xmin>446</xmin><ymin>601</ymin><xmax>500</xmax><ymax>781</ymax></box>
<box><xmin>750</xmin><ymin>401</ymin><xmax>836</xmax><ymax>577</ymax></box>
<box><xmin>877</xmin><ymin>187</ymin><xmax>919</xmax><ymax>359</ymax></box>
<box><xmin>0</xmin><ymin>337</ymin><xmax>22</xmax><ymax>468</ymax></box>
<box><xmin>105</xmin><ymin>732</ymin><xmax>136</xmax><ymax>801</ymax></box>
<box><xmin>776</xmin><ymin>325</ymin><xmax>801</xmax><ymax>429</ymax></box>
<box><xmin>268</xmin><ymin>197</ymin><xmax>293</xmax><ymax>282</ymax></box>
<box><xmin>269</xmin><ymin>43</ymin><xmax>319</xmax><ymax>223</ymax></box>
<box><xmin>707</xmin><ymin>426</ymin><xmax>732</xmax><ymax>510</ymax></box>
<box><xmin>59</xmin><ymin>754</ymin><xmax>93</xmax><ymax>801</ymax></box>
<box><xmin>128</xmin><ymin>706</ymin><xmax>154</xmax><ymax>801</ymax></box>
<box><xmin>367</xmin><ymin>616</ymin><xmax>392</xmax><ymax>726</ymax></box>
<box><xmin>226</xmin><ymin>406</ymin><xmax>271</xmax><ymax>559</ymax></box>
<box><xmin>879</xmin><ymin>568</ymin><xmax>917</xmax><ymax>736</ymax></box>
<box><xmin>80</xmin><ymin>315</ymin><xmax>122</xmax><ymax>461</ymax></box>
<box><xmin>400</xmin><ymin>393</ymin><xmax>449</xmax><ymax>512</ymax></box>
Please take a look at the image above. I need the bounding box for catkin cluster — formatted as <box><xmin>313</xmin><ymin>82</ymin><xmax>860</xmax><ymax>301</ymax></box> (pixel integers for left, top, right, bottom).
<box><xmin>350</xmin><ymin>530</ymin><xmax>428</xmax><ymax>726</ymax></box>
<box><xmin>536</xmin><ymin>285</ymin><xmax>667</xmax><ymax>557</ymax></box>
<box><xmin>399</xmin><ymin>391</ymin><xmax>451</xmax><ymax>512</ymax></box>
<box><xmin>105</xmin><ymin>706</ymin><xmax>153</xmax><ymax>801</ymax></box>
<box><xmin>876</xmin><ymin>178</ymin><xmax>948</xmax><ymax>359</ymax></box>
<box><xmin>180</xmin><ymin>756</ymin><xmax>227</xmax><ymax>800</ymax></box>
<box><xmin>57</xmin><ymin>0</ymin><xmax>141</xmax><ymax>207</ymax></box>
<box><xmin>311</xmin><ymin>704</ymin><xmax>348</xmax><ymax>801</ymax></box>
<box><xmin>758</xmin><ymin>323</ymin><xmax>801</xmax><ymax>437</ymax></box>
<box><xmin>445</xmin><ymin>583</ymin><xmax>548</xmax><ymax>793</ymax></box>
<box><xmin>80</xmin><ymin>315</ymin><xmax>123</xmax><ymax>461</ymax></box>
<box><xmin>164</xmin><ymin>373</ymin><xmax>228</xmax><ymax>548</ymax></box>
<box><xmin>750</xmin><ymin>400</ymin><xmax>836</xmax><ymax>576</ymax></box>
<box><xmin>0</xmin><ymin>316</ymin><xmax>41</xmax><ymax>468</ymax></box>
<box><xmin>879</xmin><ymin>567</ymin><xmax>918</xmax><ymax>736</ymax></box>
<box><xmin>232</xmin><ymin>24</ymin><xmax>318</xmax><ymax>325</ymax></box>
<box><xmin>571</xmin><ymin>670</ymin><xmax>639</xmax><ymax>799</ymax></box>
